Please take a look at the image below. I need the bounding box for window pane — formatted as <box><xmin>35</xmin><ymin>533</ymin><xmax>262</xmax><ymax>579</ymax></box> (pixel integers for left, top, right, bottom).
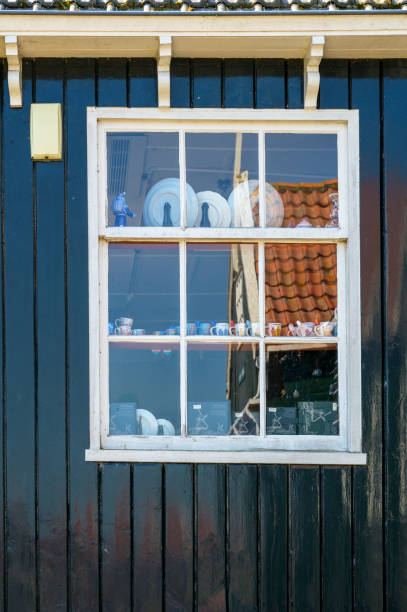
<box><xmin>264</xmin><ymin>243</ymin><xmax>337</xmax><ymax>337</ymax></box>
<box><xmin>187</xmin><ymin>243</ymin><xmax>259</xmax><ymax>337</ymax></box>
<box><xmin>266</xmin><ymin>347</ymin><xmax>339</xmax><ymax>435</ymax></box>
<box><xmin>187</xmin><ymin>343</ymin><xmax>260</xmax><ymax>435</ymax></box>
<box><xmin>186</xmin><ymin>133</ymin><xmax>259</xmax><ymax>228</ymax></box>
<box><xmin>109</xmin><ymin>342</ymin><xmax>180</xmax><ymax>435</ymax></box>
<box><xmin>107</xmin><ymin>132</ymin><xmax>181</xmax><ymax>227</ymax></box>
<box><xmin>109</xmin><ymin>243</ymin><xmax>179</xmax><ymax>335</ymax></box>
<box><xmin>265</xmin><ymin>134</ymin><xmax>338</xmax><ymax>229</ymax></box>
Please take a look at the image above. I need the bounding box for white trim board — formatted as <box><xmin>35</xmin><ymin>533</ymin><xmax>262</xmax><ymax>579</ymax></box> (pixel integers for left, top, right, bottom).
<box><xmin>86</xmin><ymin>449</ymin><xmax>367</xmax><ymax>465</ymax></box>
<box><xmin>1</xmin><ymin>14</ymin><xmax>407</xmax><ymax>59</ymax></box>
<box><xmin>87</xmin><ymin>107</ymin><xmax>362</xmax><ymax>464</ymax></box>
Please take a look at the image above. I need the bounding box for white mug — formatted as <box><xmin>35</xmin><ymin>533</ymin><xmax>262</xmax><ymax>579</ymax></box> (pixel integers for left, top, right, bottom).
<box><xmin>267</xmin><ymin>322</ymin><xmax>281</xmax><ymax>337</ymax></box>
<box><xmin>296</xmin><ymin>321</ymin><xmax>315</xmax><ymax>337</ymax></box>
<box><xmin>117</xmin><ymin>325</ymin><xmax>132</xmax><ymax>336</ymax></box>
<box><xmin>115</xmin><ymin>317</ymin><xmax>133</xmax><ymax>330</ymax></box>
<box><xmin>315</xmin><ymin>321</ymin><xmax>334</xmax><ymax>337</ymax></box>
<box><xmin>132</xmin><ymin>329</ymin><xmax>146</xmax><ymax>336</ymax></box>
<box><xmin>210</xmin><ymin>322</ymin><xmax>230</xmax><ymax>336</ymax></box>
<box><xmin>232</xmin><ymin>322</ymin><xmax>248</xmax><ymax>337</ymax></box>
<box><xmin>250</xmin><ymin>322</ymin><xmax>261</xmax><ymax>337</ymax></box>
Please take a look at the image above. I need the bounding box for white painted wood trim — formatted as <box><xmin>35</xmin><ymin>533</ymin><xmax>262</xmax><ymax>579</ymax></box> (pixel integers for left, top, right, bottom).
<box><xmin>94</xmin><ymin>107</ymin><xmax>354</xmax><ymax>123</ymax></box>
<box><xmin>87</xmin><ymin>108</ymin><xmax>101</xmax><ymax>450</ymax></box>
<box><xmin>346</xmin><ymin>110</ymin><xmax>362</xmax><ymax>452</ymax></box>
<box><xmin>87</xmin><ymin>107</ymin><xmax>362</xmax><ymax>462</ymax></box>
<box><xmin>157</xmin><ymin>35</ymin><xmax>171</xmax><ymax>109</ymax></box>
<box><xmin>5</xmin><ymin>35</ymin><xmax>21</xmax><ymax>108</ymax></box>
<box><xmin>2</xmin><ymin>14</ymin><xmax>407</xmax><ymax>62</ymax></box>
<box><xmin>86</xmin><ymin>449</ymin><xmax>367</xmax><ymax>465</ymax></box>
<box><xmin>304</xmin><ymin>35</ymin><xmax>325</xmax><ymax>111</ymax></box>
<box><xmin>103</xmin><ymin>227</ymin><xmax>348</xmax><ymax>241</ymax></box>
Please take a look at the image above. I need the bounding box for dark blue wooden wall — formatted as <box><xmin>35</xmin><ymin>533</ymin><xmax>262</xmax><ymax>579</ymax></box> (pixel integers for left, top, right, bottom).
<box><xmin>0</xmin><ymin>57</ymin><xmax>405</xmax><ymax>611</ymax></box>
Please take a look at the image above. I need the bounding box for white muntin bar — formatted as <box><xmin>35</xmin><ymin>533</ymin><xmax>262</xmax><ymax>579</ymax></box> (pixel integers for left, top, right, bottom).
<box><xmin>179</xmin><ymin>241</ymin><xmax>187</xmax><ymax>436</ymax></box>
<box><xmin>259</xmin><ymin>340</ymin><xmax>266</xmax><ymax>437</ymax></box>
<box><xmin>259</xmin><ymin>130</ymin><xmax>266</xmax><ymax>229</ymax></box>
<box><xmin>103</xmin><ymin>227</ymin><xmax>348</xmax><ymax>242</ymax></box>
<box><xmin>179</xmin><ymin>130</ymin><xmax>187</xmax><ymax>230</ymax></box>
<box><xmin>99</xmin><ymin>240</ymin><xmax>110</xmax><ymax>447</ymax></box>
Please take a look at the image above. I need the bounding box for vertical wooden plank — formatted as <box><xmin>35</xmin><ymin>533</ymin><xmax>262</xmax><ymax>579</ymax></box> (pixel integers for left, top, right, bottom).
<box><xmin>228</xmin><ymin>464</ymin><xmax>258</xmax><ymax>612</ymax></box>
<box><xmin>286</xmin><ymin>59</ymin><xmax>303</xmax><ymax>109</ymax></box>
<box><xmin>3</xmin><ymin>59</ymin><xmax>36</xmax><ymax>610</ymax></box>
<box><xmin>97</xmin><ymin>59</ymin><xmax>127</xmax><ymax>107</ymax></box>
<box><xmin>0</xmin><ymin>59</ymin><xmax>4</xmax><ymax>612</ymax></box>
<box><xmin>191</xmin><ymin>59</ymin><xmax>222</xmax><ymax>108</ymax></box>
<box><xmin>319</xmin><ymin>59</ymin><xmax>353</xmax><ymax>612</ymax></box>
<box><xmin>382</xmin><ymin>58</ymin><xmax>407</xmax><ymax>612</ymax></box>
<box><xmin>255</xmin><ymin>59</ymin><xmax>285</xmax><ymax>109</ymax></box>
<box><xmin>98</xmin><ymin>60</ymin><xmax>132</xmax><ymax>612</ymax></box>
<box><xmin>196</xmin><ymin>464</ymin><xmax>226</xmax><ymax>612</ymax></box>
<box><xmin>170</xmin><ymin>59</ymin><xmax>191</xmax><ymax>108</ymax></box>
<box><xmin>285</xmin><ymin>59</ymin><xmax>318</xmax><ymax>612</ymax></box>
<box><xmin>65</xmin><ymin>59</ymin><xmax>99</xmax><ymax>611</ymax></box>
<box><xmin>35</xmin><ymin>58</ymin><xmax>67</xmax><ymax>611</ymax></box>
<box><xmin>321</xmin><ymin>468</ymin><xmax>352</xmax><ymax>611</ymax></box>
<box><xmin>319</xmin><ymin>60</ymin><xmax>349</xmax><ymax>110</ymax></box>
<box><xmin>259</xmin><ymin>465</ymin><xmax>287</xmax><ymax>612</ymax></box>
<box><xmin>223</xmin><ymin>59</ymin><xmax>254</xmax><ymax>108</ymax></box>
<box><xmin>289</xmin><ymin>467</ymin><xmax>320</xmax><ymax>612</ymax></box>
<box><xmin>128</xmin><ymin>58</ymin><xmax>157</xmax><ymax>108</ymax></box>
<box><xmin>165</xmin><ymin>464</ymin><xmax>193</xmax><ymax>612</ymax></box>
<box><xmin>133</xmin><ymin>464</ymin><xmax>163</xmax><ymax>612</ymax></box>
<box><xmin>350</xmin><ymin>59</ymin><xmax>383</xmax><ymax>612</ymax></box>
<box><xmin>101</xmin><ymin>464</ymin><xmax>131</xmax><ymax>611</ymax></box>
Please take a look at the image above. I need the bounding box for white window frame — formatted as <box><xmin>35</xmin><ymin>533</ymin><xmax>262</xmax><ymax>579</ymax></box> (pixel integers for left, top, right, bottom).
<box><xmin>85</xmin><ymin>107</ymin><xmax>365</xmax><ymax>465</ymax></box>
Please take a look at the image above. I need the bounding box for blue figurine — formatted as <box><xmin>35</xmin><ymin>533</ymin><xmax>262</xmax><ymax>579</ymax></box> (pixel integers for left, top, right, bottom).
<box><xmin>111</xmin><ymin>192</ymin><xmax>136</xmax><ymax>227</ymax></box>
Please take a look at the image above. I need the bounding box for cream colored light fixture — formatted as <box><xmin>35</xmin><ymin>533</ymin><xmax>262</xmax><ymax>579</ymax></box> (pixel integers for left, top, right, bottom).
<box><xmin>30</xmin><ymin>103</ymin><xmax>62</xmax><ymax>161</ymax></box>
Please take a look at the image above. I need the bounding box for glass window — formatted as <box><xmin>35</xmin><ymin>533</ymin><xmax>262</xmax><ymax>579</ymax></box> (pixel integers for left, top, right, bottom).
<box><xmin>107</xmin><ymin>132</ymin><xmax>180</xmax><ymax>227</ymax></box>
<box><xmin>109</xmin><ymin>243</ymin><xmax>179</xmax><ymax>335</ymax></box>
<box><xmin>266</xmin><ymin>347</ymin><xmax>338</xmax><ymax>436</ymax></box>
<box><xmin>265</xmin><ymin>133</ymin><xmax>339</xmax><ymax>229</ymax></box>
<box><xmin>186</xmin><ymin>133</ymin><xmax>259</xmax><ymax>228</ymax></box>
<box><xmin>109</xmin><ymin>342</ymin><xmax>180</xmax><ymax>435</ymax></box>
<box><xmin>89</xmin><ymin>110</ymin><xmax>362</xmax><ymax>463</ymax></box>
<box><xmin>187</xmin><ymin>343</ymin><xmax>260</xmax><ymax>435</ymax></box>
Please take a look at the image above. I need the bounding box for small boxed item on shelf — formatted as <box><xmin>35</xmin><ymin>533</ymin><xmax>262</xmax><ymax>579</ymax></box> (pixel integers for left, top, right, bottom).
<box><xmin>110</xmin><ymin>402</ymin><xmax>138</xmax><ymax>435</ymax></box>
<box><xmin>266</xmin><ymin>406</ymin><xmax>297</xmax><ymax>435</ymax></box>
<box><xmin>188</xmin><ymin>400</ymin><xmax>231</xmax><ymax>436</ymax></box>
<box><xmin>297</xmin><ymin>401</ymin><xmax>339</xmax><ymax>435</ymax></box>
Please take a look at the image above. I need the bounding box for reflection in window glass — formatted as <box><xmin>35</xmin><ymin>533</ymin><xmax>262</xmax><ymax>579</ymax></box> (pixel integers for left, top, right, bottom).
<box><xmin>187</xmin><ymin>343</ymin><xmax>259</xmax><ymax>435</ymax></box>
<box><xmin>187</xmin><ymin>243</ymin><xmax>259</xmax><ymax>336</ymax></box>
<box><xmin>109</xmin><ymin>243</ymin><xmax>179</xmax><ymax>335</ymax></box>
<box><xmin>265</xmin><ymin>134</ymin><xmax>338</xmax><ymax>229</ymax></box>
<box><xmin>109</xmin><ymin>343</ymin><xmax>180</xmax><ymax>436</ymax></box>
<box><xmin>186</xmin><ymin>133</ymin><xmax>259</xmax><ymax>227</ymax></box>
<box><xmin>264</xmin><ymin>243</ymin><xmax>337</xmax><ymax>337</ymax></box>
<box><xmin>107</xmin><ymin>132</ymin><xmax>180</xmax><ymax>227</ymax></box>
<box><xmin>266</xmin><ymin>347</ymin><xmax>338</xmax><ymax>435</ymax></box>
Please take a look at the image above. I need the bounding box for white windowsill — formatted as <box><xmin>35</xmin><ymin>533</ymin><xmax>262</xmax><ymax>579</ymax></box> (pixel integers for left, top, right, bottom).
<box><xmin>85</xmin><ymin>449</ymin><xmax>366</xmax><ymax>465</ymax></box>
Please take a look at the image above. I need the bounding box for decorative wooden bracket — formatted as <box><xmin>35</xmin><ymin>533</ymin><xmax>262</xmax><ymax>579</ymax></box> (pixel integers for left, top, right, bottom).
<box><xmin>157</xmin><ymin>36</ymin><xmax>172</xmax><ymax>109</ymax></box>
<box><xmin>304</xmin><ymin>36</ymin><xmax>325</xmax><ymax>110</ymax></box>
<box><xmin>5</xmin><ymin>35</ymin><xmax>22</xmax><ymax>108</ymax></box>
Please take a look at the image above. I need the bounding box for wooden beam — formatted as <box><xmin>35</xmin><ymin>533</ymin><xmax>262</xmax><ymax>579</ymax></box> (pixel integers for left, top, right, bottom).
<box><xmin>157</xmin><ymin>35</ymin><xmax>172</xmax><ymax>108</ymax></box>
<box><xmin>304</xmin><ymin>35</ymin><xmax>325</xmax><ymax>110</ymax></box>
<box><xmin>5</xmin><ymin>35</ymin><xmax>22</xmax><ymax>108</ymax></box>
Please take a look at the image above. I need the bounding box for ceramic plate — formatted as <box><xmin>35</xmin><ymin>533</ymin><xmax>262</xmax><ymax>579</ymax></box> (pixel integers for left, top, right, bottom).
<box><xmin>143</xmin><ymin>178</ymin><xmax>198</xmax><ymax>227</ymax></box>
<box><xmin>228</xmin><ymin>180</ymin><xmax>284</xmax><ymax>227</ymax></box>
<box><xmin>157</xmin><ymin>418</ymin><xmax>176</xmax><ymax>436</ymax></box>
<box><xmin>136</xmin><ymin>408</ymin><xmax>158</xmax><ymax>435</ymax></box>
<box><xmin>194</xmin><ymin>191</ymin><xmax>231</xmax><ymax>228</ymax></box>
